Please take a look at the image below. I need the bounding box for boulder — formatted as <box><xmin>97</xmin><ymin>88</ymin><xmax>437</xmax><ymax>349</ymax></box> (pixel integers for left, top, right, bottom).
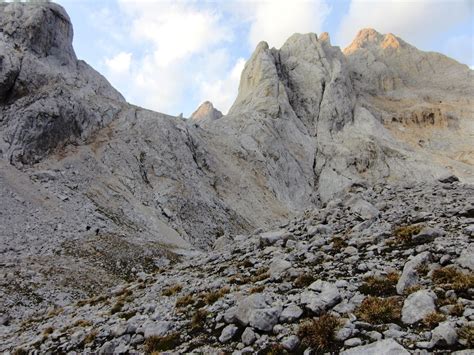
<box><xmin>396</xmin><ymin>252</ymin><xmax>431</xmax><ymax>294</ymax></box>
<box><xmin>401</xmin><ymin>290</ymin><xmax>437</xmax><ymax>324</ymax></box>
<box><xmin>341</xmin><ymin>338</ymin><xmax>409</xmax><ymax>355</ymax></box>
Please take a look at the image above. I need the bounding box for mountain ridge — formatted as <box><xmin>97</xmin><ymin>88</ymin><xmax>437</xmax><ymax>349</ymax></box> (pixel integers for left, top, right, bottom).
<box><xmin>0</xmin><ymin>4</ymin><xmax>473</xmax><ymax>352</ymax></box>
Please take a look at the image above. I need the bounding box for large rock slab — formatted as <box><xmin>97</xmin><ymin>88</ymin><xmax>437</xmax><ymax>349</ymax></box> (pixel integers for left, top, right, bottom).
<box><xmin>341</xmin><ymin>338</ymin><xmax>409</xmax><ymax>355</ymax></box>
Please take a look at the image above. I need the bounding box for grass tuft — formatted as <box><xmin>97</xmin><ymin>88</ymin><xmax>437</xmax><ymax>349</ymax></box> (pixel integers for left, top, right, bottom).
<box><xmin>176</xmin><ymin>294</ymin><xmax>194</xmax><ymax>308</ymax></box>
<box><xmin>432</xmin><ymin>266</ymin><xmax>474</xmax><ymax>293</ymax></box>
<box><xmin>393</xmin><ymin>224</ymin><xmax>423</xmax><ymax>244</ymax></box>
<box><xmin>355</xmin><ymin>296</ymin><xmax>402</xmax><ymax>324</ymax></box>
<box><xmin>162</xmin><ymin>284</ymin><xmax>183</xmax><ymax>296</ymax></box>
<box><xmin>358</xmin><ymin>272</ymin><xmax>399</xmax><ymax>296</ymax></box>
<box><xmin>297</xmin><ymin>314</ymin><xmax>341</xmax><ymax>352</ymax></box>
<box><xmin>294</xmin><ymin>274</ymin><xmax>315</xmax><ymax>288</ymax></box>
<box><xmin>144</xmin><ymin>333</ymin><xmax>181</xmax><ymax>352</ymax></box>
<box><xmin>422</xmin><ymin>312</ymin><xmax>446</xmax><ymax>328</ymax></box>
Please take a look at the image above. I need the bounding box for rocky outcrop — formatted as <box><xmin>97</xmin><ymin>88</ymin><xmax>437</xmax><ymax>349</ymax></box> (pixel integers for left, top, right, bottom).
<box><xmin>0</xmin><ymin>2</ymin><xmax>125</xmax><ymax>165</ymax></box>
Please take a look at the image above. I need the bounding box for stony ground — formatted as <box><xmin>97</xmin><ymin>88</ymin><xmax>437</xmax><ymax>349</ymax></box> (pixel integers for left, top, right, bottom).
<box><xmin>1</xmin><ymin>177</ymin><xmax>473</xmax><ymax>354</ymax></box>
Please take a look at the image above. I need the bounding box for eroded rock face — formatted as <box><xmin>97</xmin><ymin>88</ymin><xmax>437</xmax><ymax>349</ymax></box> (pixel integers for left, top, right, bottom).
<box><xmin>0</xmin><ymin>2</ymin><xmax>125</xmax><ymax>165</ymax></box>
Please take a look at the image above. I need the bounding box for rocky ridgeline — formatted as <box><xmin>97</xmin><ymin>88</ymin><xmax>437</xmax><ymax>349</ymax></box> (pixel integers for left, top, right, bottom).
<box><xmin>2</xmin><ymin>178</ymin><xmax>473</xmax><ymax>354</ymax></box>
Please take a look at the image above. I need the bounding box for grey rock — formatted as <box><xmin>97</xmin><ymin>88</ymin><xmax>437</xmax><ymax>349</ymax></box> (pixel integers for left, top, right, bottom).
<box><xmin>268</xmin><ymin>258</ymin><xmax>292</xmax><ymax>278</ymax></box>
<box><xmin>219</xmin><ymin>324</ymin><xmax>238</xmax><ymax>343</ymax></box>
<box><xmin>249</xmin><ymin>307</ymin><xmax>281</xmax><ymax>332</ymax></box>
<box><xmin>401</xmin><ymin>290</ymin><xmax>437</xmax><ymax>324</ymax></box>
<box><xmin>344</xmin><ymin>338</ymin><xmax>363</xmax><ymax>347</ymax></box>
<box><xmin>397</xmin><ymin>252</ymin><xmax>431</xmax><ymax>294</ymax></box>
<box><xmin>281</xmin><ymin>335</ymin><xmax>299</xmax><ymax>351</ymax></box>
<box><xmin>455</xmin><ymin>245</ymin><xmax>474</xmax><ymax>271</ymax></box>
<box><xmin>341</xmin><ymin>338</ymin><xmax>409</xmax><ymax>355</ymax></box>
<box><xmin>260</xmin><ymin>230</ymin><xmax>290</xmax><ymax>246</ymax></box>
<box><xmin>431</xmin><ymin>322</ymin><xmax>458</xmax><ymax>346</ymax></box>
<box><xmin>143</xmin><ymin>321</ymin><xmax>172</xmax><ymax>338</ymax></box>
<box><xmin>241</xmin><ymin>327</ymin><xmax>257</xmax><ymax>346</ymax></box>
<box><xmin>351</xmin><ymin>199</ymin><xmax>380</xmax><ymax>220</ymax></box>
<box><xmin>279</xmin><ymin>304</ymin><xmax>303</xmax><ymax>323</ymax></box>
<box><xmin>301</xmin><ymin>281</ymin><xmax>341</xmax><ymax>314</ymax></box>
<box><xmin>213</xmin><ymin>235</ymin><xmax>233</xmax><ymax>251</ymax></box>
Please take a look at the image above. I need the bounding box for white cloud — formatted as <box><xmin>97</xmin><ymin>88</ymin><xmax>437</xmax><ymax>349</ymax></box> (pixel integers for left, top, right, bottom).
<box><xmin>99</xmin><ymin>0</ymin><xmax>235</xmax><ymax>115</ymax></box>
<box><xmin>105</xmin><ymin>52</ymin><xmax>132</xmax><ymax>74</ymax></box>
<box><xmin>337</xmin><ymin>0</ymin><xmax>471</xmax><ymax>48</ymax></box>
<box><xmin>197</xmin><ymin>57</ymin><xmax>246</xmax><ymax>114</ymax></box>
<box><xmin>246</xmin><ymin>0</ymin><xmax>331</xmax><ymax>49</ymax></box>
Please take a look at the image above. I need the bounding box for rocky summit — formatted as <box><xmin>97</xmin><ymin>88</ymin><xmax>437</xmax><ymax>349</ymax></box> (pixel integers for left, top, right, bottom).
<box><xmin>0</xmin><ymin>2</ymin><xmax>473</xmax><ymax>354</ymax></box>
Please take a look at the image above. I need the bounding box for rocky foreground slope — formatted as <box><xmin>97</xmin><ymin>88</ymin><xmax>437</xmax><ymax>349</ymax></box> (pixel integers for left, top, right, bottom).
<box><xmin>2</xmin><ymin>178</ymin><xmax>473</xmax><ymax>353</ymax></box>
<box><xmin>0</xmin><ymin>2</ymin><xmax>473</xmax><ymax>353</ymax></box>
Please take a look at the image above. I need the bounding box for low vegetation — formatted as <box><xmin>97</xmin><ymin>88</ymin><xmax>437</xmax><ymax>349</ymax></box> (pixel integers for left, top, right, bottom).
<box><xmin>392</xmin><ymin>224</ymin><xmax>423</xmax><ymax>244</ymax></box>
<box><xmin>293</xmin><ymin>274</ymin><xmax>315</xmax><ymax>288</ymax></box>
<box><xmin>298</xmin><ymin>314</ymin><xmax>341</xmax><ymax>352</ymax></box>
<box><xmin>176</xmin><ymin>294</ymin><xmax>194</xmax><ymax>308</ymax></box>
<box><xmin>459</xmin><ymin>325</ymin><xmax>474</xmax><ymax>348</ymax></box>
<box><xmin>162</xmin><ymin>284</ymin><xmax>183</xmax><ymax>296</ymax></box>
<box><xmin>144</xmin><ymin>333</ymin><xmax>181</xmax><ymax>352</ymax></box>
<box><xmin>432</xmin><ymin>266</ymin><xmax>474</xmax><ymax>293</ymax></box>
<box><xmin>422</xmin><ymin>312</ymin><xmax>446</xmax><ymax>328</ymax></box>
<box><xmin>355</xmin><ymin>296</ymin><xmax>402</xmax><ymax>324</ymax></box>
<box><xmin>358</xmin><ymin>272</ymin><xmax>399</xmax><ymax>296</ymax></box>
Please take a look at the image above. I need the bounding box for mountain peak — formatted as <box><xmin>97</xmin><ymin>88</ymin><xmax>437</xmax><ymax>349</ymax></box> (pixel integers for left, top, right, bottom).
<box><xmin>344</xmin><ymin>28</ymin><xmax>406</xmax><ymax>54</ymax></box>
<box><xmin>190</xmin><ymin>101</ymin><xmax>223</xmax><ymax>122</ymax></box>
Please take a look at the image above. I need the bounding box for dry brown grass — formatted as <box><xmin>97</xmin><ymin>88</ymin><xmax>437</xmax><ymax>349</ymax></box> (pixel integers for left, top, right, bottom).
<box><xmin>459</xmin><ymin>325</ymin><xmax>474</xmax><ymax>348</ymax></box>
<box><xmin>190</xmin><ymin>309</ymin><xmax>208</xmax><ymax>330</ymax></box>
<box><xmin>73</xmin><ymin>319</ymin><xmax>93</xmax><ymax>327</ymax></box>
<box><xmin>144</xmin><ymin>333</ymin><xmax>181</xmax><ymax>352</ymax></box>
<box><xmin>294</xmin><ymin>274</ymin><xmax>315</xmax><ymax>288</ymax></box>
<box><xmin>202</xmin><ymin>287</ymin><xmax>230</xmax><ymax>305</ymax></box>
<box><xmin>449</xmin><ymin>303</ymin><xmax>464</xmax><ymax>316</ymax></box>
<box><xmin>84</xmin><ymin>329</ymin><xmax>98</xmax><ymax>344</ymax></box>
<box><xmin>404</xmin><ymin>284</ymin><xmax>423</xmax><ymax>295</ymax></box>
<box><xmin>331</xmin><ymin>236</ymin><xmax>348</xmax><ymax>252</ymax></box>
<box><xmin>359</xmin><ymin>272</ymin><xmax>399</xmax><ymax>296</ymax></box>
<box><xmin>422</xmin><ymin>312</ymin><xmax>446</xmax><ymax>328</ymax></box>
<box><xmin>43</xmin><ymin>326</ymin><xmax>54</xmax><ymax>336</ymax></box>
<box><xmin>176</xmin><ymin>294</ymin><xmax>194</xmax><ymax>308</ymax></box>
<box><xmin>162</xmin><ymin>284</ymin><xmax>183</xmax><ymax>296</ymax></box>
<box><xmin>355</xmin><ymin>296</ymin><xmax>402</xmax><ymax>324</ymax></box>
<box><xmin>249</xmin><ymin>285</ymin><xmax>265</xmax><ymax>294</ymax></box>
<box><xmin>393</xmin><ymin>224</ymin><xmax>423</xmax><ymax>244</ymax></box>
<box><xmin>432</xmin><ymin>266</ymin><xmax>474</xmax><ymax>293</ymax></box>
<box><xmin>298</xmin><ymin>314</ymin><xmax>341</xmax><ymax>352</ymax></box>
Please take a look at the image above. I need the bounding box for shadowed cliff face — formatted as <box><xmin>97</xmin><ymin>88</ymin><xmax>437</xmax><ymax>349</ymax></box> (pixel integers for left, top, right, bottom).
<box><xmin>0</xmin><ymin>3</ymin><xmax>473</xmax><ymax>319</ymax></box>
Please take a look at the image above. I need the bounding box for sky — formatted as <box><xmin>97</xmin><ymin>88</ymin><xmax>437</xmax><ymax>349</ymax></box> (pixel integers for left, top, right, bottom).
<box><xmin>55</xmin><ymin>0</ymin><xmax>474</xmax><ymax>117</ymax></box>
